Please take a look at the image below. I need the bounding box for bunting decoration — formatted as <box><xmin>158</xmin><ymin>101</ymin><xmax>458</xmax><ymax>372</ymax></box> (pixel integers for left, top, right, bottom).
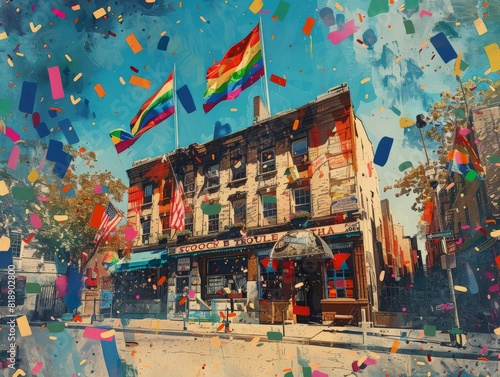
<box><xmin>203</xmin><ymin>24</ymin><xmax>264</xmax><ymax>113</ymax></box>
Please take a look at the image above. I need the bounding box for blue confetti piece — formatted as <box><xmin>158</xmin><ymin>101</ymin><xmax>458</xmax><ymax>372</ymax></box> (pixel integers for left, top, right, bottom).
<box><xmin>59</xmin><ymin>118</ymin><xmax>80</xmax><ymax>144</ymax></box>
<box><xmin>157</xmin><ymin>35</ymin><xmax>170</xmax><ymax>51</ymax></box>
<box><xmin>430</xmin><ymin>32</ymin><xmax>457</xmax><ymax>63</ymax></box>
<box><xmin>176</xmin><ymin>84</ymin><xmax>196</xmax><ymax>114</ymax></box>
<box><xmin>373</xmin><ymin>136</ymin><xmax>393</xmax><ymax>167</ymax></box>
<box><xmin>35</xmin><ymin>122</ymin><xmax>50</xmax><ymax>138</ymax></box>
<box><xmin>19</xmin><ymin>81</ymin><xmax>37</xmax><ymax>114</ymax></box>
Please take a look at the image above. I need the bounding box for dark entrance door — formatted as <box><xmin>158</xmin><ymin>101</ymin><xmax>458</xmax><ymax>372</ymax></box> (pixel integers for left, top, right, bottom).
<box><xmin>294</xmin><ymin>258</ymin><xmax>323</xmax><ymax>323</ymax></box>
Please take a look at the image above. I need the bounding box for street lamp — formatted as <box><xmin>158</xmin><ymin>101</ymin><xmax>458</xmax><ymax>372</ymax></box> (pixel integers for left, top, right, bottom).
<box><xmin>417</xmin><ymin>115</ymin><xmax>460</xmax><ymax>328</ymax></box>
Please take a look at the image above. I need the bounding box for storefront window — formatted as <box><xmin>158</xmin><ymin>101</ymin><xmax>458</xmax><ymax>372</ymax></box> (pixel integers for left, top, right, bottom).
<box><xmin>325</xmin><ymin>242</ymin><xmax>355</xmax><ymax>298</ymax></box>
<box><xmin>206</xmin><ymin>255</ymin><xmax>247</xmax><ymax>298</ymax></box>
<box><xmin>258</xmin><ymin>256</ymin><xmax>284</xmax><ymax>300</ymax></box>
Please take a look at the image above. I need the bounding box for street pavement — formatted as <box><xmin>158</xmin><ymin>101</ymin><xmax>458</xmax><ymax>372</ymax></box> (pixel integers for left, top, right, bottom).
<box><xmin>2</xmin><ymin>316</ymin><xmax>499</xmax><ymax>376</ymax></box>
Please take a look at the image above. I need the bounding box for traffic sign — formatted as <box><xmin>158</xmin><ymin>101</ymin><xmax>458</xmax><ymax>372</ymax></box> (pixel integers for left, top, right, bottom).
<box><xmin>426</xmin><ymin>230</ymin><xmax>453</xmax><ymax>239</ymax></box>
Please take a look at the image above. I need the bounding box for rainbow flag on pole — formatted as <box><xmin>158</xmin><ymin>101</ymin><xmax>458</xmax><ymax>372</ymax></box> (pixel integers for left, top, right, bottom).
<box><xmin>110</xmin><ymin>71</ymin><xmax>175</xmax><ymax>153</ymax></box>
<box><xmin>203</xmin><ymin>24</ymin><xmax>264</xmax><ymax>113</ymax></box>
<box><xmin>448</xmin><ymin>129</ymin><xmax>485</xmax><ymax>179</ymax></box>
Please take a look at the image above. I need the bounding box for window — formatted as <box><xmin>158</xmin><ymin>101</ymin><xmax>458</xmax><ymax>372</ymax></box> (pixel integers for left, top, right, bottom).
<box><xmin>206</xmin><ymin>256</ymin><xmax>248</xmax><ymax>298</ymax></box>
<box><xmin>163</xmin><ymin>178</ymin><xmax>172</xmax><ymax>200</ymax></box>
<box><xmin>185</xmin><ymin>213</ymin><xmax>193</xmax><ymax>233</ymax></box>
<box><xmin>326</xmin><ymin>242</ymin><xmax>355</xmax><ymax>299</ymax></box>
<box><xmin>260</xmin><ymin>148</ymin><xmax>276</xmax><ymax>173</ymax></box>
<box><xmin>144</xmin><ymin>184</ymin><xmax>153</xmax><ymax>204</ymax></box>
<box><xmin>292</xmin><ymin>138</ymin><xmax>308</xmax><ymax>156</ymax></box>
<box><xmin>184</xmin><ymin>172</ymin><xmax>195</xmax><ymax>193</ymax></box>
<box><xmin>294</xmin><ymin>186</ymin><xmax>311</xmax><ymax>213</ymax></box>
<box><xmin>262</xmin><ymin>193</ymin><xmax>277</xmax><ymax>224</ymax></box>
<box><xmin>208</xmin><ymin>214</ymin><xmax>219</xmax><ymax>233</ymax></box>
<box><xmin>10</xmin><ymin>232</ymin><xmax>21</xmax><ymax>258</ymax></box>
<box><xmin>232</xmin><ymin>199</ymin><xmax>246</xmax><ymax>225</ymax></box>
<box><xmin>259</xmin><ymin>256</ymin><xmax>284</xmax><ymax>299</ymax></box>
<box><xmin>142</xmin><ymin>220</ymin><xmax>151</xmax><ymax>244</ymax></box>
<box><xmin>207</xmin><ymin>165</ymin><xmax>220</xmax><ymax>188</ymax></box>
<box><xmin>230</xmin><ymin>147</ymin><xmax>246</xmax><ymax>181</ymax></box>
<box><xmin>162</xmin><ymin>216</ymin><xmax>170</xmax><ymax>231</ymax></box>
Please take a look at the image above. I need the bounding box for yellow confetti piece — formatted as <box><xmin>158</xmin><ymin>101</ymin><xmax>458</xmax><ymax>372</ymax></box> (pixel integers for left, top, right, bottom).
<box><xmin>12</xmin><ymin>369</ymin><xmax>26</xmax><ymax>377</ymax></box>
<box><xmin>93</xmin><ymin>8</ymin><xmax>106</xmax><ymax>19</ymax></box>
<box><xmin>490</xmin><ymin>230</ymin><xmax>500</xmax><ymax>238</ymax></box>
<box><xmin>420</xmin><ymin>41</ymin><xmax>428</xmax><ymax>49</ymax></box>
<box><xmin>454</xmin><ymin>285</ymin><xmax>467</xmax><ymax>292</ymax></box>
<box><xmin>360</xmin><ymin>77</ymin><xmax>371</xmax><ymax>84</ymax></box>
<box><xmin>0</xmin><ymin>235</ymin><xmax>11</xmax><ymax>251</ymax></box>
<box><xmin>15</xmin><ymin>52</ymin><xmax>24</xmax><ymax>57</ymax></box>
<box><xmin>493</xmin><ymin>327</ymin><xmax>500</xmax><ymax>335</ymax></box>
<box><xmin>230</xmin><ymin>108</ymin><xmax>238</xmax><ymax>112</ymax></box>
<box><xmin>49</xmin><ymin>336</ymin><xmax>57</xmax><ymax>340</ymax></box>
<box><xmin>80</xmin><ymin>359</ymin><xmax>86</xmax><ymax>365</ymax></box>
<box><xmin>0</xmin><ymin>32</ymin><xmax>8</xmax><ymax>40</ymax></box>
<box><xmin>145</xmin><ymin>0</ymin><xmax>156</xmax><ymax>3</ymax></box>
<box><xmin>71</xmin><ymin>4</ymin><xmax>81</xmax><ymax>11</ymax></box>
<box><xmin>334</xmin><ymin>2</ymin><xmax>344</xmax><ymax>11</ymax></box>
<box><xmin>7</xmin><ymin>57</ymin><xmax>14</xmax><ymax>67</ymax></box>
<box><xmin>178</xmin><ymin>1</ymin><xmax>182</xmax><ymax>7</ymax></box>
<box><xmin>474</xmin><ymin>18</ymin><xmax>487</xmax><ymax>36</ymax></box>
<box><xmin>34</xmin><ymin>204</ymin><xmax>41</xmax><ymax>211</ymax></box>
<box><xmin>357</xmin><ymin>355</ymin><xmax>368</xmax><ymax>366</ymax></box>
<box><xmin>210</xmin><ymin>336</ymin><xmax>221</xmax><ymax>348</ymax></box>
<box><xmin>119</xmin><ymin>77</ymin><xmax>126</xmax><ymax>85</ymax></box>
<box><xmin>29</xmin><ymin>22</ymin><xmax>42</xmax><ymax>33</ymax></box>
<box><xmin>454</xmin><ymin>51</ymin><xmax>462</xmax><ymax>78</ymax></box>
<box><xmin>399</xmin><ymin>117</ymin><xmax>415</xmax><ymax>128</ymax></box>
<box><xmin>27</xmin><ymin>170</ymin><xmax>39</xmax><ymax>183</ymax></box>
<box><xmin>0</xmin><ymin>181</ymin><xmax>9</xmax><ymax>196</ymax></box>
<box><xmin>73</xmin><ymin>72</ymin><xmax>82</xmax><ymax>82</ymax></box>
<box><xmin>250</xmin><ymin>336</ymin><xmax>260</xmax><ymax>346</ymax></box>
<box><xmin>484</xmin><ymin>43</ymin><xmax>500</xmax><ymax>72</ymax></box>
<box><xmin>70</xmin><ymin>95</ymin><xmax>81</xmax><ymax>105</ymax></box>
<box><xmin>100</xmin><ymin>329</ymin><xmax>116</xmax><ymax>339</ymax></box>
<box><xmin>160</xmin><ymin>31</ymin><xmax>167</xmax><ymax>36</ymax></box>
<box><xmin>249</xmin><ymin>0</ymin><xmax>264</xmax><ymax>14</ymax></box>
<box><xmin>54</xmin><ymin>215</ymin><xmax>69</xmax><ymax>222</ymax></box>
<box><xmin>417</xmin><ymin>361</ymin><xmax>426</xmax><ymax>366</ymax></box>
<box><xmin>200</xmin><ymin>16</ymin><xmax>207</xmax><ymax>22</ymax></box>
<box><xmin>65</xmin><ymin>54</ymin><xmax>72</xmax><ymax>62</ymax></box>
<box><xmin>16</xmin><ymin>315</ymin><xmax>32</xmax><ymax>337</ymax></box>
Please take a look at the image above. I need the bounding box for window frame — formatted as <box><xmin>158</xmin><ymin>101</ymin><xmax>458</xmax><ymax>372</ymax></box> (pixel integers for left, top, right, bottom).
<box><xmin>184</xmin><ymin>171</ymin><xmax>195</xmax><ymax>193</ymax></box>
<box><xmin>206</xmin><ymin>164</ymin><xmax>220</xmax><ymax>188</ymax></box>
<box><xmin>144</xmin><ymin>183</ymin><xmax>153</xmax><ymax>204</ymax></box>
<box><xmin>208</xmin><ymin>214</ymin><xmax>219</xmax><ymax>233</ymax></box>
<box><xmin>230</xmin><ymin>147</ymin><xmax>247</xmax><ymax>181</ymax></box>
<box><xmin>10</xmin><ymin>232</ymin><xmax>22</xmax><ymax>258</ymax></box>
<box><xmin>291</xmin><ymin>138</ymin><xmax>308</xmax><ymax>157</ymax></box>
<box><xmin>232</xmin><ymin>198</ymin><xmax>246</xmax><ymax>225</ymax></box>
<box><xmin>185</xmin><ymin>213</ymin><xmax>194</xmax><ymax>233</ymax></box>
<box><xmin>293</xmin><ymin>186</ymin><xmax>311</xmax><ymax>213</ymax></box>
<box><xmin>262</xmin><ymin>193</ymin><xmax>277</xmax><ymax>219</ymax></box>
<box><xmin>260</xmin><ymin>148</ymin><xmax>276</xmax><ymax>174</ymax></box>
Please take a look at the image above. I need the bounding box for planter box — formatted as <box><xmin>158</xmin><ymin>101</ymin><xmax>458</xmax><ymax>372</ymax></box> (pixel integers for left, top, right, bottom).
<box><xmin>290</xmin><ymin>218</ymin><xmax>308</xmax><ymax>229</ymax></box>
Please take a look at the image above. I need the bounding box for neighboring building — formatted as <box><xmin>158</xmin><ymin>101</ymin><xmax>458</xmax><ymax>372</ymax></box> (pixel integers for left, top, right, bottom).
<box><xmin>393</xmin><ymin>224</ymin><xmax>413</xmax><ymax>279</ymax></box>
<box><xmin>120</xmin><ymin>84</ymin><xmax>384</xmax><ymax>324</ymax></box>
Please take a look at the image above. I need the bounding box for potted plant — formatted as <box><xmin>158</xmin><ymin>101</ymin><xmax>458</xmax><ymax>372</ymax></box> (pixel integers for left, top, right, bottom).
<box><xmin>229</xmin><ymin>221</ymin><xmax>246</xmax><ymax>237</ymax></box>
<box><xmin>176</xmin><ymin>229</ymin><xmax>192</xmax><ymax>244</ymax></box>
<box><xmin>158</xmin><ymin>235</ymin><xmax>169</xmax><ymax>244</ymax></box>
<box><xmin>289</xmin><ymin>210</ymin><xmax>310</xmax><ymax>229</ymax></box>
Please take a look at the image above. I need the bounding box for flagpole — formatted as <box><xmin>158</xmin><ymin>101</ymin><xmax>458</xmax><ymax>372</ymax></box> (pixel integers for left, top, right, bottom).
<box><xmin>259</xmin><ymin>18</ymin><xmax>272</xmax><ymax>115</ymax></box>
<box><xmin>173</xmin><ymin>64</ymin><xmax>179</xmax><ymax>150</ymax></box>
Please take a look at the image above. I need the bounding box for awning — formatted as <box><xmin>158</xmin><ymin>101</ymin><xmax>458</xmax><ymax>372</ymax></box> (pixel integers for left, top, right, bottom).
<box><xmin>108</xmin><ymin>249</ymin><xmax>168</xmax><ymax>273</ymax></box>
<box><xmin>270</xmin><ymin>230</ymin><xmax>334</xmax><ymax>260</ymax></box>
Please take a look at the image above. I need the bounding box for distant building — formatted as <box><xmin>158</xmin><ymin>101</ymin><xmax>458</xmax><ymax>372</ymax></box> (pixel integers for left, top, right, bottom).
<box><xmin>120</xmin><ymin>84</ymin><xmax>384</xmax><ymax>324</ymax></box>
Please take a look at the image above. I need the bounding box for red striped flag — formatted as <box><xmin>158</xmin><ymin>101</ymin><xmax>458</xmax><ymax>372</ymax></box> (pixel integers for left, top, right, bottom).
<box><xmin>94</xmin><ymin>202</ymin><xmax>123</xmax><ymax>243</ymax></box>
<box><xmin>171</xmin><ymin>181</ymin><xmax>185</xmax><ymax>231</ymax></box>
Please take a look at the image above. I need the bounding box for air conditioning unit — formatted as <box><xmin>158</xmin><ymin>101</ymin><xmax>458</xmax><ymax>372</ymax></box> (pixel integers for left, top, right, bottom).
<box><xmin>209</xmin><ymin>170</ymin><xmax>219</xmax><ymax>178</ymax></box>
<box><xmin>144</xmin><ymin>238</ymin><xmax>150</xmax><ymax>245</ymax></box>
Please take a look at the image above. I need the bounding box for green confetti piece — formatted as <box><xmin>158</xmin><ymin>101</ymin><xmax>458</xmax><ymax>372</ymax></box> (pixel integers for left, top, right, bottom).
<box><xmin>47</xmin><ymin>322</ymin><xmax>66</xmax><ymax>333</ymax></box>
<box><xmin>302</xmin><ymin>366</ymin><xmax>312</xmax><ymax>377</ymax></box>
<box><xmin>487</xmin><ymin>155</ymin><xmax>500</xmax><ymax>163</ymax></box>
<box><xmin>25</xmin><ymin>282</ymin><xmax>41</xmax><ymax>294</ymax></box>
<box><xmin>405</xmin><ymin>0</ymin><xmax>419</xmax><ymax>9</ymax></box>
<box><xmin>450</xmin><ymin>327</ymin><xmax>463</xmax><ymax>335</ymax></box>
<box><xmin>390</xmin><ymin>106</ymin><xmax>401</xmax><ymax>116</ymax></box>
<box><xmin>399</xmin><ymin>161</ymin><xmax>413</xmax><ymax>172</ymax></box>
<box><xmin>272</xmin><ymin>0</ymin><xmax>290</xmax><ymax>21</ymax></box>
<box><xmin>460</xmin><ymin>59</ymin><xmax>469</xmax><ymax>71</ymax></box>
<box><xmin>403</xmin><ymin>20</ymin><xmax>415</xmax><ymax>34</ymax></box>
<box><xmin>368</xmin><ymin>0</ymin><xmax>389</xmax><ymax>17</ymax></box>
<box><xmin>201</xmin><ymin>203</ymin><xmax>222</xmax><ymax>215</ymax></box>
<box><xmin>0</xmin><ymin>99</ymin><xmax>10</xmax><ymax>114</ymax></box>
<box><xmin>424</xmin><ymin>324</ymin><xmax>436</xmax><ymax>337</ymax></box>
<box><xmin>455</xmin><ymin>108</ymin><xmax>466</xmax><ymax>118</ymax></box>
<box><xmin>256</xmin><ymin>343</ymin><xmax>264</xmax><ymax>347</ymax></box>
<box><xmin>465</xmin><ymin>170</ymin><xmax>477</xmax><ymax>181</ymax></box>
<box><xmin>267</xmin><ymin>331</ymin><xmax>283</xmax><ymax>341</ymax></box>
<box><xmin>262</xmin><ymin>196</ymin><xmax>277</xmax><ymax>204</ymax></box>
<box><xmin>284</xmin><ymin>372</ymin><xmax>294</xmax><ymax>377</ymax></box>
<box><xmin>11</xmin><ymin>187</ymin><xmax>35</xmax><ymax>201</ymax></box>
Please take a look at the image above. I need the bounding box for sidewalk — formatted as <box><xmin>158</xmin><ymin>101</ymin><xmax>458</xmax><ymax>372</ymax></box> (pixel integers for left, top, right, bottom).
<box><xmin>60</xmin><ymin>316</ymin><xmax>500</xmax><ymax>359</ymax></box>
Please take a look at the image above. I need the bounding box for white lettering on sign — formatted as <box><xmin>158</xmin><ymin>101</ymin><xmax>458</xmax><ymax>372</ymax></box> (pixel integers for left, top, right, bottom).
<box><xmin>169</xmin><ymin>222</ymin><xmax>360</xmax><ymax>255</ymax></box>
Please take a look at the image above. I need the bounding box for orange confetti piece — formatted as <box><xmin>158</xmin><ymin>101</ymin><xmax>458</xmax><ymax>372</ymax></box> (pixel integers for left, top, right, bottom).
<box><xmin>216</xmin><ymin>323</ymin><xmax>225</xmax><ymax>332</ymax></box>
<box><xmin>302</xmin><ymin>17</ymin><xmax>315</xmax><ymax>36</ymax></box>
<box><xmin>358</xmin><ymin>13</ymin><xmax>363</xmax><ymax>22</ymax></box>
<box><xmin>94</xmin><ymin>83</ymin><xmax>106</xmax><ymax>98</ymax></box>
<box><xmin>131</xmin><ymin>349</ymin><xmax>136</xmax><ymax>356</ymax></box>
<box><xmin>72</xmin><ymin>315</ymin><xmax>82</xmax><ymax>322</ymax></box>
<box><xmin>49</xmin><ymin>107</ymin><xmax>62</xmax><ymax>112</ymax></box>
<box><xmin>125</xmin><ymin>33</ymin><xmax>143</xmax><ymax>54</ymax></box>
<box><xmin>178</xmin><ymin>296</ymin><xmax>187</xmax><ymax>306</ymax></box>
<box><xmin>391</xmin><ymin>340</ymin><xmax>400</xmax><ymax>353</ymax></box>
<box><xmin>157</xmin><ymin>276</ymin><xmax>166</xmax><ymax>285</ymax></box>
<box><xmin>129</xmin><ymin>75</ymin><xmax>151</xmax><ymax>89</ymax></box>
<box><xmin>61</xmin><ymin>185</ymin><xmax>72</xmax><ymax>194</ymax></box>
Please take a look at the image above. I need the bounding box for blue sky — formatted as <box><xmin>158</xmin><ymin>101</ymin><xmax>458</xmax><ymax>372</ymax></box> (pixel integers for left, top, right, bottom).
<box><xmin>1</xmin><ymin>0</ymin><xmax>498</xmax><ymax>243</ymax></box>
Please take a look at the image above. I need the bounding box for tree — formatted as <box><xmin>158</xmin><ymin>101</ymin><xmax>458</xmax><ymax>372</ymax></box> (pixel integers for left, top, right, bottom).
<box><xmin>384</xmin><ymin>78</ymin><xmax>499</xmax><ymax>212</ymax></box>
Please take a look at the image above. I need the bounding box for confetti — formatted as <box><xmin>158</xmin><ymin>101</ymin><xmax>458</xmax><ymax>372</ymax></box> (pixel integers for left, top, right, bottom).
<box><xmin>94</xmin><ymin>83</ymin><xmax>106</xmax><ymax>98</ymax></box>
<box><xmin>270</xmin><ymin>74</ymin><xmax>287</xmax><ymax>86</ymax></box>
<box><xmin>249</xmin><ymin>0</ymin><xmax>264</xmax><ymax>14</ymax></box>
<box><xmin>93</xmin><ymin>8</ymin><xmax>107</xmax><ymax>19</ymax></box>
<box><xmin>302</xmin><ymin>17</ymin><xmax>316</xmax><ymax>36</ymax></box>
<box><xmin>474</xmin><ymin>18</ymin><xmax>488</xmax><ymax>35</ymax></box>
<box><xmin>484</xmin><ymin>43</ymin><xmax>500</xmax><ymax>72</ymax></box>
<box><xmin>16</xmin><ymin>315</ymin><xmax>32</xmax><ymax>337</ymax></box>
<box><xmin>126</xmin><ymin>34</ymin><xmax>143</xmax><ymax>54</ymax></box>
<box><xmin>0</xmin><ymin>32</ymin><xmax>8</xmax><ymax>40</ymax></box>
<box><xmin>129</xmin><ymin>75</ymin><xmax>151</xmax><ymax>89</ymax></box>
<box><xmin>430</xmin><ymin>32</ymin><xmax>458</xmax><ymax>63</ymax></box>
<box><xmin>373</xmin><ymin>137</ymin><xmax>393</xmax><ymax>167</ymax></box>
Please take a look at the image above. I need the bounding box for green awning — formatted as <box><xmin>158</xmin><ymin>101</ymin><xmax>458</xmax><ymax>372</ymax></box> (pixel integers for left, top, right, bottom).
<box><xmin>109</xmin><ymin>249</ymin><xmax>167</xmax><ymax>273</ymax></box>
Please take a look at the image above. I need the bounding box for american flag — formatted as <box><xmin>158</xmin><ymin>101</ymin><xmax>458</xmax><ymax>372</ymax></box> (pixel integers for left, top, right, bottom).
<box><xmin>170</xmin><ymin>181</ymin><xmax>185</xmax><ymax>231</ymax></box>
<box><xmin>94</xmin><ymin>202</ymin><xmax>123</xmax><ymax>243</ymax></box>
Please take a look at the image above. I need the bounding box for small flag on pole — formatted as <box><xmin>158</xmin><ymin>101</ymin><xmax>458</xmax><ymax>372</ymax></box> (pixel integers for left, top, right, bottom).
<box><xmin>170</xmin><ymin>181</ymin><xmax>185</xmax><ymax>231</ymax></box>
<box><xmin>94</xmin><ymin>203</ymin><xmax>123</xmax><ymax>243</ymax></box>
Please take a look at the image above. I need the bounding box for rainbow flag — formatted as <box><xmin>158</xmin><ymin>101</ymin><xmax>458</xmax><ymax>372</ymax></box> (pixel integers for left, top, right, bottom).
<box><xmin>110</xmin><ymin>71</ymin><xmax>175</xmax><ymax>153</ymax></box>
<box><xmin>203</xmin><ymin>24</ymin><xmax>264</xmax><ymax>113</ymax></box>
<box><xmin>448</xmin><ymin>129</ymin><xmax>485</xmax><ymax>179</ymax></box>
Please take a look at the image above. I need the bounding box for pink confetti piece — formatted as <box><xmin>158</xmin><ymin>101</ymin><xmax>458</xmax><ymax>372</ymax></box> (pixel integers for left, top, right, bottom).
<box><xmin>327</xmin><ymin>19</ymin><xmax>360</xmax><ymax>45</ymax></box>
<box><xmin>31</xmin><ymin>361</ymin><xmax>43</xmax><ymax>374</ymax></box>
<box><xmin>456</xmin><ymin>238</ymin><xmax>463</xmax><ymax>245</ymax></box>
<box><xmin>30</xmin><ymin>213</ymin><xmax>42</xmax><ymax>229</ymax></box>
<box><xmin>0</xmin><ymin>122</ymin><xmax>21</xmax><ymax>143</ymax></box>
<box><xmin>47</xmin><ymin>66</ymin><xmax>65</xmax><ymax>99</ymax></box>
<box><xmin>51</xmin><ymin>8</ymin><xmax>66</xmax><ymax>18</ymax></box>
<box><xmin>419</xmin><ymin>10</ymin><xmax>433</xmax><ymax>18</ymax></box>
<box><xmin>489</xmin><ymin>284</ymin><xmax>499</xmax><ymax>292</ymax></box>
<box><xmin>480</xmin><ymin>344</ymin><xmax>489</xmax><ymax>354</ymax></box>
<box><xmin>83</xmin><ymin>327</ymin><xmax>113</xmax><ymax>342</ymax></box>
<box><xmin>188</xmin><ymin>289</ymin><xmax>196</xmax><ymax>299</ymax></box>
<box><xmin>7</xmin><ymin>145</ymin><xmax>20</xmax><ymax>170</ymax></box>
<box><xmin>37</xmin><ymin>196</ymin><xmax>50</xmax><ymax>202</ymax></box>
<box><xmin>461</xmin><ymin>225</ymin><xmax>470</xmax><ymax>230</ymax></box>
<box><xmin>459</xmin><ymin>128</ymin><xmax>471</xmax><ymax>136</ymax></box>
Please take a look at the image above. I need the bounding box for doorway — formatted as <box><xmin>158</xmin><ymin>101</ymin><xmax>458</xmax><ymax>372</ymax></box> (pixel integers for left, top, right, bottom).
<box><xmin>294</xmin><ymin>258</ymin><xmax>324</xmax><ymax>323</ymax></box>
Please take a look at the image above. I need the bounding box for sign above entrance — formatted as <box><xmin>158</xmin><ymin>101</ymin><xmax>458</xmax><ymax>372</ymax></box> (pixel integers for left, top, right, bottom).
<box><xmin>169</xmin><ymin>222</ymin><xmax>360</xmax><ymax>255</ymax></box>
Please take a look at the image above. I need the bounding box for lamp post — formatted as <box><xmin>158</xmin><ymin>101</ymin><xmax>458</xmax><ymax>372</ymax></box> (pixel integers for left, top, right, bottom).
<box><xmin>417</xmin><ymin>116</ymin><xmax>460</xmax><ymax>328</ymax></box>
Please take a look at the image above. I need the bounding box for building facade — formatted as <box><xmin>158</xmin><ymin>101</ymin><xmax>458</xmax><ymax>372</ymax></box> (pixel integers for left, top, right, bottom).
<box><xmin>122</xmin><ymin>84</ymin><xmax>383</xmax><ymax>324</ymax></box>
